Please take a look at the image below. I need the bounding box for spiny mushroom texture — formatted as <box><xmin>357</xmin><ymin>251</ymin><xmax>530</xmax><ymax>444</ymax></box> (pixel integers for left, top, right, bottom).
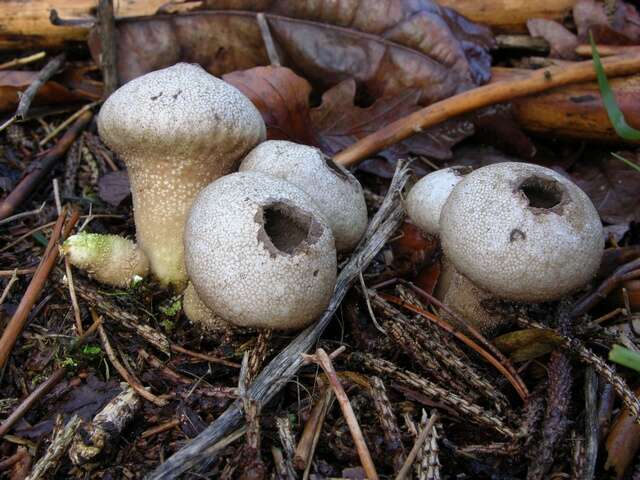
<box><xmin>184</xmin><ymin>172</ymin><xmax>337</xmax><ymax>330</ymax></box>
<box><xmin>440</xmin><ymin>162</ymin><xmax>604</xmax><ymax>302</ymax></box>
<box><xmin>240</xmin><ymin>140</ymin><xmax>368</xmax><ymax>252</ymax></box>
<box><xmin>98</xmin><ymin>63</ymin><xmax>266</xmax><ymax>288</ymax></box>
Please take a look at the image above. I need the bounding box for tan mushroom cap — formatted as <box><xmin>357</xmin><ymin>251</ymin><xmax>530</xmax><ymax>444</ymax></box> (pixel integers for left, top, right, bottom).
<box><xmin>440</xmin><ymin>162</ymin><xmax>604</xmax><ymax>302</ymax></box>
<box><xmin>240</xmin><ymin>140</ymin><xmax>368</xmax><ymax>252</ymax></box>
<box><xmin>405</xmin><ymin>166</ymin><xmax>471</xmax><ymax>235</ymax></box>
<box><xmin>98</xmin><ymin>62</ymin><xmax>266</xmax><ymax>287</ymax></box>
<box><xmin>184</xmin><ymin>172</ymin><xmax>337</xmax><ymax>330</ymax></box>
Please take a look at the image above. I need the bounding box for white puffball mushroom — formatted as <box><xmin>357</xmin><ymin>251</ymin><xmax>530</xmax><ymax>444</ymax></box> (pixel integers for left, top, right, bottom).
<box><xmin>182</xmin><ymin>283</ymin><xmax>230</xmax><ymax>332</ymax></box>
<box><xmin>440</xmin><ymin>162</ymin><xmax>604</xmax><ymax>302</ymax></box>
<box><xmin>184</xmin><ymin>171</ymin><xmax>337</xmax><ymax>330</ymax></box>
<box><xmin>239</xmin><ymin>140</ymin><xmax>367</xmax><ymax>252</ymax></box>
<box><xmin>406</xmin><ymin>166</ymin><xmax>472</xmax><ymax>235</ymax></box>
<box><xmin>98</xmin><ymin>63</ymin><xmax>266</xmax><ymax>288</ymax></box>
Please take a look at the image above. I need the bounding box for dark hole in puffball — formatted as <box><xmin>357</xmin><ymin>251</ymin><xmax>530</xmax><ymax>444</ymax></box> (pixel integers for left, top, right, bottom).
<box><xmin>263</xmin><ymin>202</ymin><xmax>319</xmax><ymax>254</ymax></box>
<box><xmin>519</xmin><ymin>176</ymin><xmax>563</xmax><ymax>209</ymax></box>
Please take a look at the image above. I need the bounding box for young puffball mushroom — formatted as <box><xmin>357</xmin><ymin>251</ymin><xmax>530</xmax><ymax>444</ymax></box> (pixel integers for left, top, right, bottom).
<box><xmin>98</xmin><ymin>63</ymin><xmax>266</xmax><ymax>288</ymax></box>
<box><xmin>440</xmin><ymin>162</ymin><xmax>604</xmax><ymax>306</ymax></box>
<box><xmin>61</xmin><ymin>232</ymin><xmax>149</xmax><ymax>288</ymax></box>
<box><xmin>405</xmin><ymin>166</ymin><xmax>472</xmax><ymax>235</ymax></box>
<box><xmin>239</xmin><ymin>140</ymin><xmax>367</xmax><ymax>252</ymax></box>
<box><xmin>184</xmin><ymin>171</ymin><xmax>337</xmax><ymax>330</ymax></box>
<box><xmin>182</xmin><ymin>283</ymin><xmax>230</xmax><ymax>332</ymax></box>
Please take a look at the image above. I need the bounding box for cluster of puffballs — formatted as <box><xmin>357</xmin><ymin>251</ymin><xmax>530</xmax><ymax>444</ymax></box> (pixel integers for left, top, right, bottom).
<box><xmin>62</xmin><ymin>63</ymin><xmax>368</xmax><ymax>331</ymax></box>
<box><xmin>405</xmin><ymin>162</ymin><xmax>604</xmax><ymax>333</ymax></box>
<box><xmin>63</xmin><ymin>62</ymin><xmax>605</xmax><ymax>335</ymax></box>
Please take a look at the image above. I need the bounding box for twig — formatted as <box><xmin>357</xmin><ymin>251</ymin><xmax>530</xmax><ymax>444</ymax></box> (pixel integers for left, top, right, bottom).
<box><xmin>0</xmin><ymin>202</ymin><xmax>46</xmax><ymax>227</ymax></box>
<box><xmin>293</xmin><ymin>385</ymin><xmax>332</xmax><ymax>474</ymax></box>
<box><xmin>170</xmin><ymin>344</ymin><xmax>240</xmax><ymax>369</ymax></box>
<box><xmin>0</xmin><ymin>269</ymin><xmax>36</xmax><ymax>277</ymax></box>
<box><xmin>0</xmin><ymin>207</ymin><xmax>68</xmax><ymax>369</ymax></box>
<box><xmin>98</xmin><ymin>323</ymin><xmax>167</xmax><ymax>406</ymax></box>
<box><xmin>141</xmin><ymin>419</ymin><xmax>180</xmax><ymax>439</ymax></box>
<box><xmin>584</xmin><ymin>367</ymin><xmax>599</xmax><ymax>480</ymax></box>
<box><xmin>572</xmin><ymin>258</ymin><xmax>640</xmax><ymax>317</ymax></box>
<box><xmin>0</xmin><ymin>315</ymin><xmax>101</xmax><ymax>438</ymax></box>
<box><xmin>416</xmin><ymin>410</ymin><xmax>441</xmax><ymax>480</ymax></box>
<box><xmin>0</xmin><ymin>270</ymin><xmax>19</xmax><ymax>306</ymax></box>
<box><xmin>0</xmin><ymin>54</ymin><xmax>65</xmax><ymax>134</ymax></box>
<box><xmin>257</xmin><ymin>13</ymin><xmax>281</xmax><ymax>66</ymax></box>
<box><xmin>0</xmin><ymin>111</ymin><xmax>92</xmax><ymax>221</ymax></box>
<box><xmin>0</xmin><ymin>51</ymin><xmax>46</xmax><ymax>71</ymax></box>
<box><xmin>334</xmin><ymin>52</ymin><xmax>640</xmax><ymax>166</ymax></box>
<box><xmin>147</xmin><ymin>160</ymin><xmax>410</xmax><ymax>479</ymax></box>
<box><xmin>69</xmin><ymin>385</ymin><xmax>140</xmax><ymax>465</ymax></box>
<box><xmin>395</xmin><ymin>413</ymin><xmax>439</xmax><ymax>480</ymax></box>
<box><xmin>303</xmin><ymin>348</ymin><xmax>379</xmax><ymax>480</ymax></box>
<box><xmin>97</xmin><ymin>0</ymin><xmax>119</xmax><ymax>96</ymax></box>
<box><xmin>39</xmin><ymin>102</ymin><xmax>99</xmax><ymax>146</ymax></box>
<box><xmin>25</xmin><ymin>415</ymin><xmax>81</xmax><ymax>480</ymax></box>
<box><xmin>0</xmin><ymin>447</ymin><xmax>28</xmax><ymax>470</ymax></box>
<box><xmin>63</xmin><ymin>255</ymin><xmax>83</xmax><ymax>334</ymax></box>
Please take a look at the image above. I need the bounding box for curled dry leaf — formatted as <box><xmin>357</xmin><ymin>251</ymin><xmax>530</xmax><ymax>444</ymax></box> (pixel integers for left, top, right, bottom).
<box><xmin>493</xmin><ymin>329</ymin><xmax>562</xmax><ymax>362</ymax></box>
<box><xmin>224</xmin><ymin>66</ymin><xmax>474</xmax><ymax>163</ymax></box>
<box><xmin>570</xmin><ymin>155</ymin><xmax>640</xmax><ymax>224</ymax></box>
<box><xmin>605</xmin><ymin>387</ymin><xmax>640</xmax><ymax>479</ymax></box>
<box><xmin>89</xmin><ymin>4</ymin><xmax>493</xmax><ymax>102</ymax></box>
<box><xmin>0</xmin><ymin>67</ymin><xmax>102</xmax><ymax>112</ymax></box>
<box><xmin>573</xmin><ymin>0</ymin><xmax>640</xmax><ymax>44</ymax></box>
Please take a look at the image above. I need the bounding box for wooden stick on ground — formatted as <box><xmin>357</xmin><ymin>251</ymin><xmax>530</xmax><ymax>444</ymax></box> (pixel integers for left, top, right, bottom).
<box><xmin>334</xmin><ymin>52</ymin><xmax>640</xmax><ymax>167</ymax></box>
<box><xmin>394</xmin><ymin>413</ymin><xmax>438</xmax><ymax>480</ymax></box>
<box><xmin>303</xmin><ymin>348</ymin><xmax>379</xmax><ymax>480</ymax></box>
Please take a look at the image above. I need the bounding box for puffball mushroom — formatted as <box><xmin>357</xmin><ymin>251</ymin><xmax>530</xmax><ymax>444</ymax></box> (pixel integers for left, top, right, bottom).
<box><xmin>61</xmin><ymin>232</ymin><xmax>149</xmax><ymax>288</ymax></box>
<box><xmin>182</xmin><ymin>283</ymin><xmax>230</xmax><ymax>332</ymax></box>
<box><xmin>405</xmin><ymin>166</ymin><xmax>472</xmax><ymax>235</ymax></box>
<box><xmin>98</xmin><ymin>63</ymin><xmax>266</xmax><ymax>288</ymax></box>
<box><xmin>440</xmin><ymin>162</ymin><xmax>604</xmax><ymax>303</ymax></box>
<box><xmin>239</xmin><ymin>140</ymin><xmax>367</xmax><ymax>252</ymax></box>
<box><xmin>184</xmin><ymin>171</ymin><xmax>337</xmax><ymax>330</ymax></box>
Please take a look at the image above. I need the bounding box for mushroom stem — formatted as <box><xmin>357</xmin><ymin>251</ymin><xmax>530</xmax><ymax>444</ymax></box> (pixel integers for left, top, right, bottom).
<box><xmin>61</xmin><ymin>232</ymin><xmax>149</xmax><ymax>288</ymax></box>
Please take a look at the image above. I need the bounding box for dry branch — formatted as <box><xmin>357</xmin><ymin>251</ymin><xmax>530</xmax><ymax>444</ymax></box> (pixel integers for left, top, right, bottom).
<box><xmin>335</xmin><ymin>52</ymin><xmax>640</xmax><ymax>167</ymax></box>
<box><xmin>147</xmin><ymin>159</ymin><xmax>410</xmax><ymax>479</ymax></box>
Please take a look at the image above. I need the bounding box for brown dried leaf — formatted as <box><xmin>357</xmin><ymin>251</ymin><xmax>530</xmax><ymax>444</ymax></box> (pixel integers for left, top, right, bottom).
<box><xmin>0</xmin><ymin>68</ymin><xmax>101</xmax><ymax>113</ymax></box>
<box><xmin>98</xmin><ymin>170</ymin><xmax>131</xmax><ymax>207</ymax></box>
<box><xmin>527</xmin><ymin>19</ymin><xmax>579</xmax><ymax>59</ymax></box>
<box><xmin>605</xmin><ymin>387</ymin><xmax>640</xmax><ymax>478</ymax></box>
<box><xmin>90</xmin><ymin>6</ymin><xmax>491</xmax><ymax>102</ymax></box>
<box><xmin>570</xmin><ymin>155</ymin><xmax>640</xmax><ymax>224</ymax></box>
<box><xmin>574</xmin><ymin>0</ymin><xmax>640</xmax><ymax>44</ymax></box>
<box><xmin>222</xmin><ymin>66</ymin><xmax>315</xmax><ymax>144</ymax></box>
<box><xmin>224</xmin><ymin>66</ymin><xmax>472</xmax><ymax>162</ymax></box>
<box><xmin>493</xmin><ymin>329</ymin><xmax>562</xmax><ymax>362</ymax></box>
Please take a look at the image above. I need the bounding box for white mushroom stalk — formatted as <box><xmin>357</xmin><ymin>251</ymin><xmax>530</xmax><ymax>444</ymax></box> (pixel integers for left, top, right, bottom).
<box><xmin>98</xmin><ymin>63</ymin><xmax>266</xmax><ymax>288</ymax></box>
<box><xmin>185</xmin><ymin>172</ymin><xmax>337</xmax><ymax>330</ymax></box>
<box><xmin>240</xmin><ymin>140</ymin><xmax>368</xmax><ymax>252</ymax></box>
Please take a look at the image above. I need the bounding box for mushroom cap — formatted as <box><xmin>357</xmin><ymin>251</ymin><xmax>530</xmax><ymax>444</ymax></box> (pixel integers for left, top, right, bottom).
<box><xmin>405</xmin><ymin>166</ymin><xmax>471</xmax><ymax>235</ymax></box>
<box><xmin>184</xmin><ymin>171</ymin><xmax>337</xmax><ymax>330</ymax></box>
<box><xmin>98</xmin><ymin>62</ymin><xmax>266</xmax><ymax>162</ymax></box>
<box><xmin>239</xmin><ymin>140</ymin><xmax>367</xmax><ymax>252</ymax></box>
<box><xmin>440</xmin><ymin>162</ymin><xmax>604</xmax><ymax>302</ymax></box>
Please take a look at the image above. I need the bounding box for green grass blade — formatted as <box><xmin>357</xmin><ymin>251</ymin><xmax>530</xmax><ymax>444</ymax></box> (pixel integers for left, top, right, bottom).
<box><xmin>590</xmin><ymin>32</ymin><xmax>640</xmax><ymax>141</ymax></box>
<box><xmin>611</xmin><ymin>152</ymin><xmax>640</xmax><ymax>172</ymax></box>
<box><xmin>609</xmin><ymin>344</ymin><xmax>640</xmax><ymax>372</ymax></box>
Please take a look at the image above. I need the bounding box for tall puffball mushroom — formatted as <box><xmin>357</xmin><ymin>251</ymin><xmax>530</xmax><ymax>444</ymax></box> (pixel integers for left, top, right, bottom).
<box><xmin>98</xmin><ymin>63</ymin><xmax>266</xmax><ymax>287</ymax></box>
<box><xmin>240</xmin><ymin>140</ymin><xmax>367</xmax><ymax>252</ymax></box>
<box><xmin>440</xmin><ymin>162</ymin><xmax>604</xmax><ymax>304</ymax></box>
<box><xmin>185</xmin><ymin>172</ymin><xmax>337</xmax><ymax>330</ymax></box>
<box><xmin>405</xmin><ymin>166</ymin><xmax>472</xmax><ymax>235</ymax></box>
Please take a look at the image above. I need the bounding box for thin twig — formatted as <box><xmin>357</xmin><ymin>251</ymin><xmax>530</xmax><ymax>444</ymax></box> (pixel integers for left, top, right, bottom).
<box><xmin>0</xmin><ymin>202</ymin><xmax>46</xmax><ymax>227</ymax></box>
<box><xmin>25</xmin><ymin>415</ymin><xmax>82</xmax><ymax>480</ymax></box>
<box><xmin>97</xmin><ymin>0</ymin><xmax>119</xmax><ymax>96</ymax></box>
<box><xmin>98</xmin><ymin>323</ymin><xmax>167</xmax><ymax>406</ymax></box>
<box><xmin>39</xmin><ymin>102</ymin><xmax>99</xmax><ymax>146</ymax></box>
<box><xmin>0</xmin><ymin>270</ymin><xmax>19</xmax><ymax>306</ymax></box>
<box><xmin>303</xmin><ymin>348</ymin><xmax>379</xmax><ymax>480</ymax></box>
<box><xmin>334</xmin><ymin>52</ymin><xmax>640</xmax><ymax>166</ymax></box>
<box><xmin>0</xmin><ymin>207</ymin><xmax>68</xmax><ymax>369</ymax></box>
<box><xmin>0</xmin><ymin>51</ymin><xmax>46</xmax><ymax>70</ymax></box>
<box><xmin>395</xmin><ymin>413</ymin><xmax>439</xmax><ymax>480</ymax></box>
